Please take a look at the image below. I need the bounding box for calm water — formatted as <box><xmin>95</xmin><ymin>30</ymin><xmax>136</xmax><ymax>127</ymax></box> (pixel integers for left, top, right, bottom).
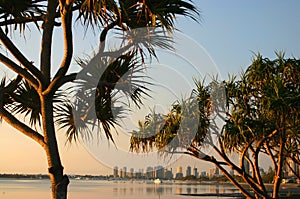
<box><xmin>0</xmin><ymin>179</ymin><xmax>241</xmax><ymax>199</ymax></box>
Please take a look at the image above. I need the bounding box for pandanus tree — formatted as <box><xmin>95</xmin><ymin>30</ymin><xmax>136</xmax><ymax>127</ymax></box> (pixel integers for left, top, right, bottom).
<box><xmin>130</xmin><ymin>53</ymin><xmax>300</xmax><ymax>199</ymax></box>
<box><xmin>0</xmin><ymin>0</ymin><xmax>199</xmax><ymax>198</ymax></box>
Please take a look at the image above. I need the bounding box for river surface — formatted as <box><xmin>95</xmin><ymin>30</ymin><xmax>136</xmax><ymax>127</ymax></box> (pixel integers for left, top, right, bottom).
<box><xmin>0</xmin><ymin>179</ymin><xmax>241</xmax><ymax>199</ymax></box>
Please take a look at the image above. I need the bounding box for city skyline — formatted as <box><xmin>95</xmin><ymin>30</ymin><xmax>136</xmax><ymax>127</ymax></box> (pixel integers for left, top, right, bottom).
<box><xmin>111</xmin><ymin>164</ymin><xmax>221</xmax><ymax>180</ymax></box>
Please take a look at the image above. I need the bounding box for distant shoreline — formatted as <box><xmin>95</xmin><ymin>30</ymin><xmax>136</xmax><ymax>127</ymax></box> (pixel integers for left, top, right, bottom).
<box><xmin>1</xmin><ymin>173</ymin><xmax>300</xmax><ymax>189</ymax></box>
<box><xmin>1</xmin><ymin>174</ymin><xmax>299</xmax><ymax>187</ymax></box>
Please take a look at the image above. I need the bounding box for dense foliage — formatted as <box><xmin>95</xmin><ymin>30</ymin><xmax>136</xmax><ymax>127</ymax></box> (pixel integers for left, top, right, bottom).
<box><xmin>0</xmin><ymin>1</ymin><xmax>199</xmax><ymax>198</ymax></box>
<box><xmin>130</xmin><ymin>53</ymin><xmax>300</xmax><ymax>199</ymax></box>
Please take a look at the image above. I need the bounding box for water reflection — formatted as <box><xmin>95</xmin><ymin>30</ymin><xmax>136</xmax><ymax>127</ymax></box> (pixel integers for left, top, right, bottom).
<box><xmin>0</xmin><ymin>179</ymin><xmax>241</xmax><ymax>199</ymax></box>
<box><xmin>112</xmin><ymin>181</ymin><xmax>239</xmax><ymax>197</ymax></box>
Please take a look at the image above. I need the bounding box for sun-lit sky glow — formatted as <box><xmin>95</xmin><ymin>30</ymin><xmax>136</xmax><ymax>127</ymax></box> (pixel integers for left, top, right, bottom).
<box><xmin>1</xmin><ymin>0</ymin><xmax>300</xmax><ymax>175</ymax></box>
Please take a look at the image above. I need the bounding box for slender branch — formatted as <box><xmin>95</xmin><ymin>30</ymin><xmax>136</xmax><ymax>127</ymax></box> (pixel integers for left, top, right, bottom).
<box><xmin>187</xmin><ymin>146</ymin><xmax>228</xmax><ymax>165</ymax></box>
<box><xmin>273</xmin><ymin>133</ymin><xmax>285</xmax><ymax>198</ymax></box>
<box><xmin>265</xmin><ymin>141</ymin><xmax>277</xmax><ymax>172</ymax></box>
<box><xmin>214</xmin><ymin>161</ymin><xmax>253</xmax><ymax>199</ymax></box>
<box><xmin>290</xmin><ymin>155</ymin><xmax>300</xmax><ymax>166</ymax></box>
<box><xmin>44</xmin><ymin>1</ymin><xmax>73</xmax><ymax>95</ymax></box>
<box><xmin>0</xmin><ymin>107</ymin><xmax>45</xmax><ymax>148</ymax></box>
<box><xmin>251</xmin><ymin>145</ymin><xmax>267</xmax><ymax>193</ymax></box>
<box><xmin>98</xmin><ymin>21</ymin><xmax>118</xmax><ymax>54</ymax></box>
<box><xmin>239</xmin><ymin>140</ymin><xmax>253</xmax><ymax>175</ymax></box>
<box><xmin>240</xmin><ymin>130</ymin><xmax>278</xmax><ymax>194</ymax></box>
<box><xmin>41</xmin><ymin>72</ymin><xmax>77</xmax><ymax>97</ymax></box>
<box><xmin>0</xmin><ymin>53</ymin><xmax>39</xmax><ymax>89</ymax></box>
<box><xmin>214</xmin><ymin>142</ymin><xmax>270</xmax><ymax>198</ymax></box>
<box><xmin>0</xmin><ymin>28</ymin><xmax>44</xmax><ymax>84</ymax></box>
<box><xmin>187</xmin><ymin>146</ymin><xmax>253</xmax><ymax>198</ymax></box>
<box><xmin>59</xmin><ymin>0</ymin><xmax>73</xmax><ymax>72</ymax></box>
<box><xmin>40</xmin><ymin>0</ymin><xmax>58</xmax><ymax>84</ymax></box>
<box><xmin>241</xmin><ymin>149</ymin><xmax>256</xmax><ymax>179</ymax></box>
<box><xmin>252</xmin><ymin>131</ymin><xmax>278</xmax><ymax>194</ymax></box>
<box><xmin>50</xmin><ymin>73</ymin><xmax>77</xmax><ymax>92</ymax></box>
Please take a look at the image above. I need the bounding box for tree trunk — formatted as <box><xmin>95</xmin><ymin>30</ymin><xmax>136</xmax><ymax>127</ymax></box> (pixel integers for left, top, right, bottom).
<box><xmin>272</xmin><ymin>136</ymin><xmax>284</xmax><ymax>198</ymax></box>
<box><xmin>45</xmin><ymin>145</ymin><xmax>69</xmax><ymax>199</ymax></box>
<box><xmin>41</xmin><ymin>95</ymin><xmax>69</xmax><ymax>199</ymax></box>
<box><xmin>48</xmin><ymin>166</ymin><xmax>69</xmax><ymax>199</ymax></box>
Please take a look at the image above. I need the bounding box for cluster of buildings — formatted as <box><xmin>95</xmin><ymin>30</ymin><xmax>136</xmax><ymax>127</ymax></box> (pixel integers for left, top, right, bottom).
<box><xmin>113</xmin><ymin>166</ymin><xmax>173</xmax><ymax>180</ymax></box>
<box><xmin>112</xmin><ymin>165</ymin><xmax>224</xmax><ymax>180</ymax></box>
<box><xmin>112</xmin><ymin>158</ymin><xmax>300</xmax><ymax>181</ymax></box>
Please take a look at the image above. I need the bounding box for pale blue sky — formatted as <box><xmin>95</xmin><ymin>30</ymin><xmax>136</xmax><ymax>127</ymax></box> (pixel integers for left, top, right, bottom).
<box><xmin>181</xmin><ymin>0</ymin><xmax>300</xmax><ymax>76</ymax></box>
<box><xmin>0</xmin><ymin>1</ymin><xmax>300</xmax><ymax>175</ymax></box>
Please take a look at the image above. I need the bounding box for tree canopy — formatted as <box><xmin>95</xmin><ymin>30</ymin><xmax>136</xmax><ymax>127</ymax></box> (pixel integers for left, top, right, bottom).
<box><xmin>130</xmin><ymin>53</ymin><xmax>300</xmax><ymax>199</ymax></box>
<box><xmin>0</xmin><ymin>1</ymin><xmax>200</xmax><ymax>198</ymax></box>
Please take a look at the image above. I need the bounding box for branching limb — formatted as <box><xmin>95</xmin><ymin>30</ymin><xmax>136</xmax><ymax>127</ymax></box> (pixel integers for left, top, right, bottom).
<box><xmin>250</xmin><ymin>145</ymin><xmax>267</xmax><ymax>193</ymax></box>
<box><xmin>98</xmin><ymin>21</ymin><xmax>118</xmax><ymax>54</ymax></box>
<box><xmin>44</xmin><ymin>0</ymin><xmax>74</xmax><ymax>95</ymax></box>
<box><xmin>0</xmin><ymin>53</ymin><xmax>39</xmax><ymax>89</ymax></box>
<box><xmin>215</xmin><ymin>140</ymin><xmax>271</xmax><ymax>198</ymax></box>
<box><xmin>265</xmin><ymin>141</ymin><xmax>277</xmax><ymax>172</ymax></box>
<box><xmin>186</xmin><ymin>146</ymin><xmax>253</xmax><ymax>198</ymax></box>
<box><xmin>273</xmin><ymin>135</ymin><xmax>285</xmax><ymax>198</ymax></box>
<box><xmin>0</xmin><ymin>28</ymin><xmax>44</xmax><ymax>84</ymax></box>
<box><xmin>252</xmin><ymin>130</ymin><xmax>278</xmax><ymax>194</ymax></box>
<box><xmin>40</xmin><ymin>0</ymin><xmax>58</xmax><ymax>84</ymax></box>
<box><xmin>50</xmin><ymin>73</ymin><xmax>77</xmax><ymax>92</ymax></box>
<box><xmin>0</xmin><ymin>107</ymin><xmax>45</xmax><ymax>148</ymax></box>
<box><xmin>239</xmin><ymin>139</ymin><xmax>253</xmax><ymax>175</ymax></box>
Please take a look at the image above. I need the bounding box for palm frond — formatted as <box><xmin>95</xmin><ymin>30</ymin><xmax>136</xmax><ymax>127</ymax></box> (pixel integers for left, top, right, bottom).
<box><xmin>64</xmin><ymin>51</ymin><xmax>151</xmax><ymax>143</ymax></box>
<box><xmin>115</xmin><ymin>28</ymin><xmax>174</xmax><ymax>62</ymax></box>
<box><xmin>10</xmin><ymin>79</ymin><xmax>41</xmax><ymax>127</ymax></box>
<box><xmin>0</xmin><ymin>0</ymin><xmax>46</xmax><ymax>32</ymax></box>
<box><xmin>76</xmin><ymin>0</ymin><xmax>120</xmax><ymax>27</ymax></box>
<box><xmin>119</xmin><ymin>0</ymin><xmax>199</xmax><ymax>30</ymax></box>
<box><xmin>75</xmin><ymin>0</ymin><xmax>199</xmax><ymax>31</ymax></box>
<box><xmin>55</xmin><ymin>102</ymin><xmax>93</xmax><ymax>144</ymax></box>
<box><xmin>0</xmin><ymin>77</ymin><xmax>13</xmax><ymax>107</ymax></box>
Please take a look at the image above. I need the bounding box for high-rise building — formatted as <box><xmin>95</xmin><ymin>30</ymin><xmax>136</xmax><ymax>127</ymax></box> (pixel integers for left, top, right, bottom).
<box><xmin>176</xmin><ymin>166</ymin><xmax>182</xmax><ymax>173</ymax></box>
<box><xmin>176</xmin><ymin>166</ymin><xmax>183</xmax><ymax>179</ymax></box>
<box><xmin>200</xmin><ymin>171</ymin><xmax>207</xmax><ymax>178</ymax></box>
<box><xmin>193</xmin><ymin>167</ymin><xmax>198</xmax><ymax>178</ymax></box>
<box><xmin>129</xmin><ymin>168</ymin><xmax>134</xmax><ymax>178</ymax></box>
<box><xmin>146</xmin><ymin>167</ymin><xmax>154</xmax><ymax>179</ymax></box>
<box><xmin>155</xmin><ymin>166</ymin><xmax>164</xmax><ymax>179</ymax></box>
<box><xmin>113</xmin><ymin>166</ymin><xmax>119</xmax><ymax>178</ymax></box>
<box><xmin>186</xmin><ymin>166</ymin><xmax>191</xmax><ymax>177</ymax></box>
<box><xmin>164</xmin><ymin>168</ymin><xmax>173</xmax><ymax>180</ymax></box>
<box><xmin>119</xmin><ymin>168</ymin><xmax>123</xmax><ymax>178</ymax></box>
<box><xmin>136</xmin><ymin>169</ymin><xmax>143</xmax><ymax>179</ymax></box>
<box><xmin>123</xmin><ymin>166</ymin><xmax>127</xmax><ymax>178</ymax></box>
